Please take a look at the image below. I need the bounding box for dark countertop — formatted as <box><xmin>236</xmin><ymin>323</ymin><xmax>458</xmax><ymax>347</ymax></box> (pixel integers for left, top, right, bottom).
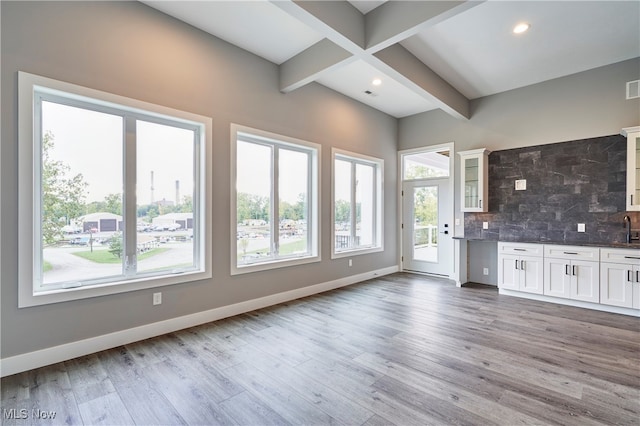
<box><xmin>453</xmin><ymin>237</ymin><xmax>640</xmax><ymax>250</ymax></box>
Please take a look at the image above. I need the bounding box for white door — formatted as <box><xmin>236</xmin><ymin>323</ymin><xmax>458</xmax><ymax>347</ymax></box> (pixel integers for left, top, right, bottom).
<box><xmin>402</xmin><ymin>179</ymin><xmax>453</xmax><ymax>276</ymax></box>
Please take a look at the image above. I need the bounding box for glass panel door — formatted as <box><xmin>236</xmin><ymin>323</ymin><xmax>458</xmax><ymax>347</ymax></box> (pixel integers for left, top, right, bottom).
<box><xmin>402</xmin><ymin>178</ymin><xmax>453</xmax><ymax>276</ymax></box>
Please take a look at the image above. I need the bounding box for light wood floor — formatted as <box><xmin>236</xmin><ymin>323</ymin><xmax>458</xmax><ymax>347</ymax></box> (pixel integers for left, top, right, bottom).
<box><xmin>2</xmin><ymin>273</ymin><xmax>639</xmax><ymax>425</ymax></box>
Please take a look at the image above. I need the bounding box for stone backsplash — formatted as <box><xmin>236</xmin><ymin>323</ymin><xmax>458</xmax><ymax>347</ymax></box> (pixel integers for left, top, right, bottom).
<box><xmin>464</xmin><ymin>134</ymin><xmax>640</xmax><ymax>244</ymax></box>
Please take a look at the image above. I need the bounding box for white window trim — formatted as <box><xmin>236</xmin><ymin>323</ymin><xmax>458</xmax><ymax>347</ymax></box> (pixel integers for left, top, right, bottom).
<box><xmin>230</xmin><ymin>124</ymin><xmax>321</xmax><ymax>275</ymax></box>
<box><xmin>18</xmin><ymin>71</ymin><xmax>213</xmax><ymax>308</ymax></box>
<box><xmin>331</xmin><ymin>148</ymin><xmax>384</xmax><ymax>259</ymax></box>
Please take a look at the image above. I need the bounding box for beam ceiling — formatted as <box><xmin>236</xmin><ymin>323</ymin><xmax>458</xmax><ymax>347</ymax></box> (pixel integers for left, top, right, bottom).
<box><xmin>272</xmin><ymin>0</ymin><xmax>482</xmax><ymax>120</ymax></box>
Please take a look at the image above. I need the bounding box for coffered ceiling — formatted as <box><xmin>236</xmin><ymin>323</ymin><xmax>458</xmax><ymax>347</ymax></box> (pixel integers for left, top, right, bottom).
<box><xmin>142</xmin><ymin>1</ymin><xmax>640</xmax><ymax>119</ymax></box>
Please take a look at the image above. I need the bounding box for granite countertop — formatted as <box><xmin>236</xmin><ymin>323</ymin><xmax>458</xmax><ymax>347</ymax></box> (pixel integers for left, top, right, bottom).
<box><xmin>453</xmin><ymin>237</ymin><xmax>640</xmax><ymax>250</ymax></box>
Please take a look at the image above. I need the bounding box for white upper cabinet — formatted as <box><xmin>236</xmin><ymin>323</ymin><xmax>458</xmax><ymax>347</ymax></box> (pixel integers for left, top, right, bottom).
<box><xmin>623</xmin><ymin>126</ymin><xmax>640</xmax><ymax>211</ymax></box>
<box><xmin>458</xmin><ymin>148</ymin><xmax>490</xmax><ymax>212</ymax></box>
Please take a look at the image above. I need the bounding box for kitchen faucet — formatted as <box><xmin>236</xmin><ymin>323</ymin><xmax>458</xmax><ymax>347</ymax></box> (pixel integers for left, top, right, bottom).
<box><xmin>623</xmin><ymin>215</ymin><xmax>640</xmax><ymax>244</ymax></box>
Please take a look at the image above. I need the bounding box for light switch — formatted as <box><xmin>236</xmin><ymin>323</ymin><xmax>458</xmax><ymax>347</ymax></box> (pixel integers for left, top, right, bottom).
<box><xmin>515</xmin><ymin>179</ymin><xmax>527</xmax><ymax>191</ymax></box>
<box><xmin>482</xmin><ymin>222</ymin><xmax>489</xmax><ymax>230</ymax></box>
<box><xmin>578</xmin><ymin>223</ymin><xmax>585</xmax><ymax>232</ymax></box>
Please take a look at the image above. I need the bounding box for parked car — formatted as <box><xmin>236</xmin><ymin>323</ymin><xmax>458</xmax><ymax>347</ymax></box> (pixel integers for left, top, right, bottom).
<box><xmin>166</xmin><ymin>223</ymin><xmax>182</xmax><ymax>231</ymax></box>
<box><xmin>62</xmin><ymin>225</ymin><xmax>82</xmax><ymax>234</ymax></box>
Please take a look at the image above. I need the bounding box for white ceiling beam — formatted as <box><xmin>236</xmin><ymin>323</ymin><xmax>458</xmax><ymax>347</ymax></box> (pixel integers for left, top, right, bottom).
<box><xmin>365</xmin><ymin>1</ymin><xmax>482</xmax><ymax>52</ymax></box>
<box><xmin>372</xmin><ymin>44</ymin><xmax>470</xmax><ymax>119</ymax></box>
<box><xmin>272</xmin><ymin>0</ymin><xmax>471</xmax><ymax>119</ymax></box>
<box><xmin>280</xmin><ymin>39</ymin><xmax>355</xmax><ymax>93</ymax></box>
<box><xmin>272</xmin><ymin>0</ymin><xmax>365</xmax><ymax>52</ymax></box>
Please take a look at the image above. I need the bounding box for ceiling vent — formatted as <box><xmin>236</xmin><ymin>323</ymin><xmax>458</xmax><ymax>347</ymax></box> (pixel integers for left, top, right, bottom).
<box><xmin>627</xmin><ymin>80</ymin><xmax>640</xmax><ymax>99</ymax></box>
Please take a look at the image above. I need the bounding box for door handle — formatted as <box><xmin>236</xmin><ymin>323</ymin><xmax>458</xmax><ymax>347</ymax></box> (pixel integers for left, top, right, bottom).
<box><xmin>565</xmin><ymin>265</ymin><xmax>570</xmax><ymax>275</ymax></box>
<box><xmin>628</xmin><ymin>270</ymin><xmax>633</xmax><ymax>282</ymax></box>
<box><xmin>521</xmin><ymin>260</ymin><xmax>525</xmax><ymax>270</ymax></box>
<box><xmin>515</xmin><ymin>260</ymin><xmax>519</xmax><ymax>270</ymax></box>
<box><xmin>572</xmin><ymin>265</ymin><xmax>577</xmax><ymax>276</ymax></box>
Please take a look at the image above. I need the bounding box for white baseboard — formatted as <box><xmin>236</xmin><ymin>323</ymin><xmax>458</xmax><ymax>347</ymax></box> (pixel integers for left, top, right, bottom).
<box><xmin>0</xmin><ymin>265</ymin><xmax>398</xmax><ymax>377</ymax></box>
<box><xmin>499</xmin><ymin>288</ymin><xmax>640</xmax><ymax>317</ymax></box>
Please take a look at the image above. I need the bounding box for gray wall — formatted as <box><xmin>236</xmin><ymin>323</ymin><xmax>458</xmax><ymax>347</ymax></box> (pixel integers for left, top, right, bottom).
<box><xmin>399</xmin><ymin>57</ymin><xmax>640</xmax><ymax>284</ymax></box>
<box><xmin>0</xmin><ymin>2</ymin><xmax>398</xmax><ymax>358</ymax></box>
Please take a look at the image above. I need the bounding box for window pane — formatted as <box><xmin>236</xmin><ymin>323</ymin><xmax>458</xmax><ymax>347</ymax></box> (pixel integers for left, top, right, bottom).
<box><xmin>334</xmin><ymin>159</ymin><xmax>352</xmax><ymax>251</ymax></box>
<box><xmin>136</xmin><ymin>120</ymin><xmax>196</xmax><ymax>274</ymax></box>
<box><xmin>237</xmin><ymin>141</ymin><xmax>272</xmax><ymax>264</ymax></box>
<box><xmin>279</xmin><ymin>148</ymin><xmax>309</xmax><ymax>257</ymax></box>
<box><xmin>41</xmin><ymin>101</ymin><xmax>124</xmax><ymax>286</ymax></box>
<box><xmin>356</xmin><ymin>163</ymin><xmax>375</xmax><ymax>247</ymax></box>
<box><xmin>403</xmin><ymin>150</ymin><xmax>449</xmax><ymax>179</ymax></box>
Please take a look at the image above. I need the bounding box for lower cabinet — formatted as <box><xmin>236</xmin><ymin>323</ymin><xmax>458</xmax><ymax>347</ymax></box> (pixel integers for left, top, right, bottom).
<box><xmin>543</xmin><ymin>245</ymin><xmax>600</xmax><ymax>303</ymax></box>
<box><xmin>498</xmin><ymin>243</ymin><xmax>544</xmax><ymax>294</ymax></box>
<box><xmin>497</xmin><ymin>243</ymin><xmax>639</xmax><ymax>315</ymax></box>
<box><xmin>600</xmin><ymin>248</ymin><xmax>640</xmax><ymax>309</ymax></box>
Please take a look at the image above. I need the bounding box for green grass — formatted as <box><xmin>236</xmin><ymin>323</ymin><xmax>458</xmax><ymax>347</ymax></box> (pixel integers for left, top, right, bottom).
<box><xmin>43</xmin><ymin>260</ymin><xmax>53</xmax><ymax>272</ymax></box>
<box><xmin>73</xmin><ymin>248</ymin><xmax>169</xmax><ymax>264</ymax></box>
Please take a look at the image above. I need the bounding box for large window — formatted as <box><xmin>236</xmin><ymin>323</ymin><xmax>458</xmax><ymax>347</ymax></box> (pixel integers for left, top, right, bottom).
<box><xmin>332</xmin><ymin>149</ymin><xmax>383</xmax><ymax>257</ymax></box>
<box><xmin>231</xmin><ymin>124</ymin><xmax>319</xmax><ymax>274</ymax></box>
<box><xmin>18</xmin><ymin>72</ymin><xmax>212</xmax><ymax>307</ymax></box>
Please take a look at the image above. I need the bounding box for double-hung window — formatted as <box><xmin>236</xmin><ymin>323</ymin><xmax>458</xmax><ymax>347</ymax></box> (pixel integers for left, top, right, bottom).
<box><xmin>18</xmin><ymin>72</ymin><xmax>212</xmax><ymax>307</ymax></box>
<box><xmin>332</xmin><ymin>149</ymin><xmax>383</xmax><ymax>257</ymax></box>
<box><xmin>231</xmin><ymin>124</ymin><xmax>320</xmax><ymax>274</ymax></box>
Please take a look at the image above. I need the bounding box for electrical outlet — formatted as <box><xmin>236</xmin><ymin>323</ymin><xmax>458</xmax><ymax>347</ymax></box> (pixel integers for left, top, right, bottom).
<box><xmin>455</xmin><ymin>218</ymin><xmax>461</xmax><ymax>226</ymax></box>
<box><xmin>483</xmin><ymin>268</ymin><xmax>489</xmax><ymax>276</ymax></box>
<box><xmin>577</xmin><ymin>223</ymin><xmax>585</xmax><ymax>232</ymax></box>
<box><xmin>153</xmin><ymin>292</ymin><xmax>162</xmax><ymax>306</ymax></box>
<box><xmin>482</xmin><ymin>222</ymin><xmax>489</xmax><ymax>230</ymax></box>
<box><xmin>348</xmin><ymin>259</ymin><xmax>353</xmax><ymax>267</ymax></box>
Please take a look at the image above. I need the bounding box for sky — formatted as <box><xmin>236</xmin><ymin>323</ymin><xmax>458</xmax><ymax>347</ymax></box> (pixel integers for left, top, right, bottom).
<box><xmin>236</xmin><ymin>139</ymin><xmax>311</xmax><ymax>203</ymax></box>
<box><xmin>43</xmin><ymin>101</ymin><xmax>194</xmax><ymax>205</ymax></box>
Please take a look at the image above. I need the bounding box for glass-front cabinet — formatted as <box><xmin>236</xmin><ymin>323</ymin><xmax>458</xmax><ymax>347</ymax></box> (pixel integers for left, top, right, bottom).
<box><xmin>624</xmin><ymin>126</ymin><xmax>640</xmax><ymax>211</ymax></box>
<box><xmin>458</xmin><ymin>148</ymin><xmax>490</xmax><ymax>212</ymax></box>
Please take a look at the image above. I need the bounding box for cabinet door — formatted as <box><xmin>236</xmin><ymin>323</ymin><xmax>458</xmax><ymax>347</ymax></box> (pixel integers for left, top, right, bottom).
<box><xmin>462</xmin><ymin>156</ymin><xmax>482</xmax><ymax>211</ymax></box>
<box><xmin>519</xmin><ymin>256</ymin><xmax>544</xmax><ymax>294</ymax></box>
<box><xmin>498</xmin><ymin>254</ymin><xmax>519</xmax><ymax>290</ymax></box>
<box><xmin>544</xmin><ymin>258</ymin><xmax>571</xmax><ymax>299</ymax></box>
<box><xmin>600</xmin><ymin>263</ymin><xmax>633</xmax><ymax>308</ymax></box>
<box><xmin>459</xmin><ymin>149</ymin><xmax>489</xmax><ymax>213</ymax></box>
<box><xmin>633</xmin><ymin>267</ymin><xmax>640</xmax><ymax>310</ymax></box>
<box><xmin>571</xmin><ymin>260</ymin><xmax>599</xmax><ymax>303</ymax></box>
<box><xmin>626</xmin><ymin>130</ymin><xmax>640</xmax><ymax>211</ymax></box>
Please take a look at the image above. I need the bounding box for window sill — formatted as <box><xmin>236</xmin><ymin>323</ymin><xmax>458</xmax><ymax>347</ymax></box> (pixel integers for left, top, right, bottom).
<box><xmin>231</xmin><ymin>255</ymin><xmax>321</xmax><ymax>276</ymax></box>
<box><xmin>331</xmin><ymin>246</ymin><xmax>383</xmax><ymax>259</ymax></box>
<box><xmin>19</xmin><ymin>269</ymin><xmax>211</xmax><ymax>308</ymax></box>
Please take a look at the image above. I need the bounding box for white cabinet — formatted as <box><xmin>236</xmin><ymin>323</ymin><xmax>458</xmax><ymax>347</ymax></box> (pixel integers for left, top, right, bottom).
<box><xmin>458</xmin><ymin>149</ymin><xmax>490</xmax><ymax>212</ymax></box>
<box><xmin>600</xmin><ymin>248</ymin><xmax>640</xmax><ymax>309</ymax></box>
<box><xmin>623</xmin><ymin>126</ymin><xmax>640</xmax><ymax>211</ymax></box>
<box><xmin>498</xmin><ymin>243</ymin><xmax>544</xmax><ymax>294</ymax></box>
<box><xmin>543</xmin><ymin>245</ymin><xmax>600</xmax><ymax>303</ymax></box>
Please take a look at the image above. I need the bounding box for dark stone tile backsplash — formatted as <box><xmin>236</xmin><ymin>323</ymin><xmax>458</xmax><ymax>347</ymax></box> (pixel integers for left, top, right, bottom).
<box><xmin>464</xmin><ymin>134</ymin><xmax>640</xmax><ymax>244</ymax></box>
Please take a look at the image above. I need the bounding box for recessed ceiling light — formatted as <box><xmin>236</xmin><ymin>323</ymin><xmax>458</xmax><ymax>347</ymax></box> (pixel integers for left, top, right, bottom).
<box><xmin>513</xmin><ymin>22</ymin><xmax>530</xmax><ymax>34</ymax></box>
<box><xmin>372</xmin><ymin>78</ymin><xmax>382</xmax><ymax>86</ymax></box>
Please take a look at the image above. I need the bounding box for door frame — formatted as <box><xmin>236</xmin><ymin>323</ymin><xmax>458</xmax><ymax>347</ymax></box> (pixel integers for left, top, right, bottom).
<box><xmin>398</xmin><ymin>143</ymin><xmax>455</xmax><ymax>278</ymax></box>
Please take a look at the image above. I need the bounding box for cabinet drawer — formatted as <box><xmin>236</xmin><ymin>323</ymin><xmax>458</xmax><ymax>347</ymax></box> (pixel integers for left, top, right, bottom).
<box><xmin>600</xmin><ymin>248</ymin><xmax>640</xmax><ymax>266</ymax></box>
<box><xmin>498</xmin><ymin>242</ymin><xmax>543</xmax><ymax>257</ymax></box>
<box><xmin>544</xmin><ymin>245</ymin><xmax>599</xmax><ymax>261</ymax></box>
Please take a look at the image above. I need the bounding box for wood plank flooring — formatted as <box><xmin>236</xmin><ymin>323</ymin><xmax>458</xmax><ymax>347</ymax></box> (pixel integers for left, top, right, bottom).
<box><xmin>2</xmin><ymin>273</ymin><xmax>639</xmax><ymax>425</ymax></box>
